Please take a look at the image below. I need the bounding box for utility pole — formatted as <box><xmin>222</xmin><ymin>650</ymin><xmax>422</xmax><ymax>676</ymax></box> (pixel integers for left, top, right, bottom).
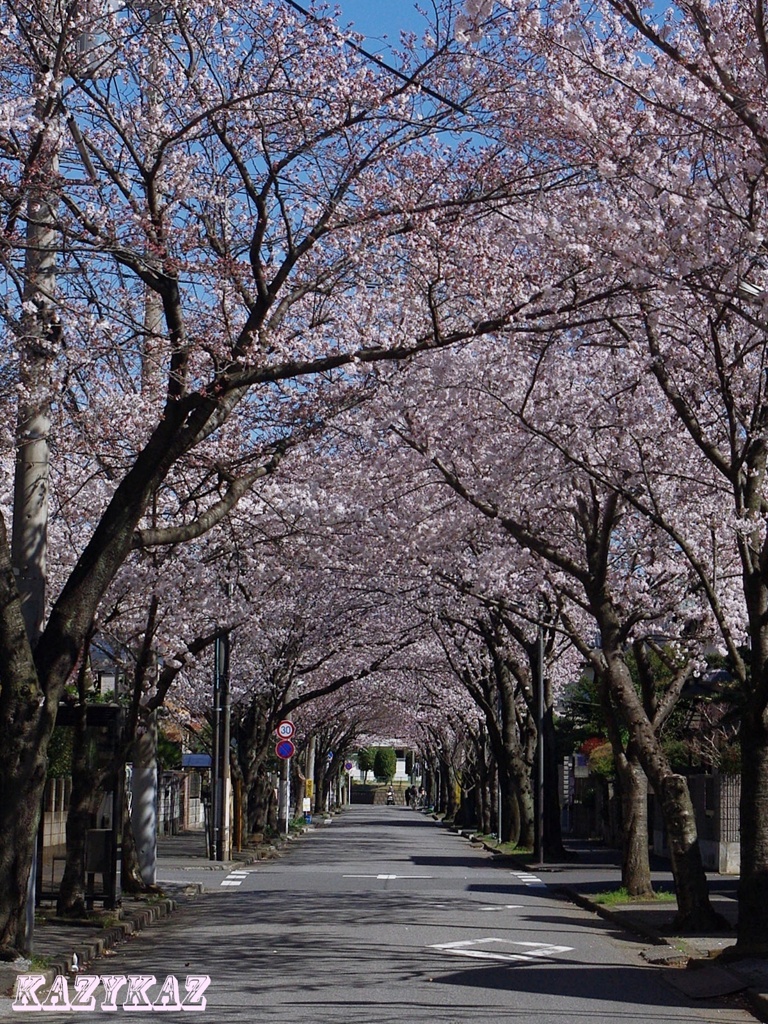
<box><xmin>12</xmin><ymin>127</ymin><xmax>57</xmax><ymax>639</ymax></box>
<box><xmin>13</xmin><ymin>99</ymin><xmax>59</xmax><ymax>952</ymax></box>
<box><xmin>211</xmin><ymin>633</ymin><xmax>231</xmax><ymax>861</ymax></box>
<box><xmin>533</xmin><ymin>624</ymin><xmax>545</xmax><ymax>866</ymax></box>
<box><xmin>306</xmin><ymin>735</ymin><xmax>316</xmax><ymax>814</ymax></box>
<box><xmin>131</xmin><ymin>709</ymin><xmax>158</xmax><ymax>885</ymax></box>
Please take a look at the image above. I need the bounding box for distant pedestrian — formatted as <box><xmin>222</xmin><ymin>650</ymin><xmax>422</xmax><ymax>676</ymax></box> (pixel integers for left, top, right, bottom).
<box><xmin>405</xmin><ymin>787</ymin><xmax>412</xmax><ymax>807</ymax></box>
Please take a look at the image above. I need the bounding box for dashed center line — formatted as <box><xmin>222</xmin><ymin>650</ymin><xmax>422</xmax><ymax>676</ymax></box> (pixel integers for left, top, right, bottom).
<box><xmin>479</xmin><ymin>904</ymin><xmax>524</xmax><ymax>911</ymax></box>
<box><xmin>342</xmin><ymin>873</ymin><xmax>435</xmax><ymax>880</ymax></box>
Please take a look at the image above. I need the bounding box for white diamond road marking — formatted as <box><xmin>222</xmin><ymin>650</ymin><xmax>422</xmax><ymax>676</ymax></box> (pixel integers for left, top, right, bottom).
<box><xmin>429</xmin><ymin>938</ymin><xmax>574</xmax><ymax>963</ymax></box>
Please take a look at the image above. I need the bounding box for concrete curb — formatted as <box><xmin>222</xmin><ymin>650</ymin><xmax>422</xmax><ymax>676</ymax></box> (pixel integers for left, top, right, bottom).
<box><xmin>557</xmin><ymin>886</ymin><xmax>768</xmax><ymax>1022</ymax></box>
<box><xmin>47</xmin><ymin>897</ymin><xmax>178</xmax><ymax>979</ymax></box>
<box><xmin>556</xmin><ymin>886</ymin><xmax>672</xmax><ymax>950</ymax></box>
<box><xmin>3</xmin><ymin>897</ymin><xmax>178</xmax><ymax>1001</ymax></box>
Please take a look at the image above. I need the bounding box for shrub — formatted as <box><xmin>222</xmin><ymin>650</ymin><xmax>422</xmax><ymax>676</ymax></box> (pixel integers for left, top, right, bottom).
<box><xmin>357</xmin><ymin>747</ymin><xmax>375</xmax><ymax>782</ymax></box>
<box><xmin>588</xmin><ymin>742</ymin><xmax>615</xmax><ymax>779</ymax></box>
<box><xmin>373</xmin><ymin>746</ymin><xmax>396</xmax><ymax>782</ymax></box>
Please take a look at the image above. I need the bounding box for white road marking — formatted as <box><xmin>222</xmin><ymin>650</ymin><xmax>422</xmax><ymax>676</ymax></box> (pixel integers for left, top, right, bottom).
<box><xmin>342</xmin><ymin>873</ymin><xmax>435</xmax><ymax>880</ymax></box>
<box><xmin>220</xmin><ymin>870</ymin><xmax>251</xmax><ymax>887</ymax></box>
<box><xmin>429</xmin><ymin>938</ymin><xmax>574</xmax><ymax>963</ymax></box>
<box><xmin>511</xmin><ymin>871</ymin><xmax>547</xmax><ymax>888</ymax></box>
<box><xmin>478</xmin><ymin>904</ymin><xmax>524</xmax><ymax>911</ymax></box>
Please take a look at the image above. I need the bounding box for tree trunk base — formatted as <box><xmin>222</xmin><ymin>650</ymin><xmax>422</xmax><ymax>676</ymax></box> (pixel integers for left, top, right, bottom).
<box><xmin>543</xmin><ymin>843</ymin><xmax>578</xmax><ymax>862</ymax></box>
<box><xmin>121</xmin><ymin>874</ymin><xmax>164</xmax><ymax>896</ymax></box>
<box><xmin>56</xmin><ymin>898</ymin><xmax>88</xmax><ymax>919</ymax></box>
<box><xmin>672</xmin><ymin>906</ymin><xmax>732</xmax><ymax>934</ymax></box>
<box><xmin>626</xmin><ymin>885</ymin><xmax>655</xmax><ymax>899</ymax></box>
<box><xmin>719</xmin><ymin>942</ymin><xmax>768</xmax><ymax>962</ymax></box>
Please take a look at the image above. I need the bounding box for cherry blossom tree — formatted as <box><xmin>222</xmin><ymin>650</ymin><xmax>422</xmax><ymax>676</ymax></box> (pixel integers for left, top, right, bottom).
<box><xmin>455</xmin><ymin>0</ymin><xmax>768</xmax><ymax>950</ymax></box>
<box><xmin>0</xmin><ymin>0</ymin><xmax>528</xmax><ymax>950</ymax></box>
<box><xmin>372</xmin><ymin>326</ymin><xmax>726</xmax><ymax>927</ymax></box>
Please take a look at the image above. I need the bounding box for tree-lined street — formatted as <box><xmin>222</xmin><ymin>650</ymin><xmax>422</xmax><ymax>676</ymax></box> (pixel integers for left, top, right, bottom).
<box><xmin>13</xmin><ymin>809</ymin><xmax>755</xmax><ymax>1023</ymax></box>
<box><xmin>6</xmin><ymin>0</ymin><xmax>768</xmax><ymax>996</ymax></box>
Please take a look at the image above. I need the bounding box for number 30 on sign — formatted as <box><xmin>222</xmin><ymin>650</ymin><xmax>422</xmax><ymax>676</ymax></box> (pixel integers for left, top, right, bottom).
<box><xmin>276</xmin><ymin>720</ymin><xmax>295</xmax><ymax>740</ymax></box>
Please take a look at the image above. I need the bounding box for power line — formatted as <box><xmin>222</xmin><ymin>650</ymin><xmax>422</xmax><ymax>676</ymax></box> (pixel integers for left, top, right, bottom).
<box><xmin>280</xmin><ymin>0</ymin><xmax>468</xmax><ymax>115</ymax></box>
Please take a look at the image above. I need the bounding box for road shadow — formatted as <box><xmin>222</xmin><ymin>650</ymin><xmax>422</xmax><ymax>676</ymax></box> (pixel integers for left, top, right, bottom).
<box><xmin>89</xmin><ymin>894</ymin><xmax>736</xmax><ymax>1019</ymax></box>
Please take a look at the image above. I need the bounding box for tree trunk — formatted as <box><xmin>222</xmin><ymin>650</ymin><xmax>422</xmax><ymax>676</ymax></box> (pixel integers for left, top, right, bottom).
<box><xmin>442</xmin><ymin>761</ymin><xmax>458</xmax><ymax>820</ymax></box>
<box><xmin>657</xmin><ymin>773</ymin><xmax>719</xmax><ymax>931</ymax></box>
<box><xmin>293</xmin><ymin>768</ymin><xmax>306</xmax><ymax>821</ymax></box>
<box><xmin>625</xmin><ymin>732</ymin><xmax>720</xmax><ymax>929</ymax></box>
<box><xmin>424</xmin><ymin>763</ymin><xmax>439</xmax><ymax>813</ymax></box>
<box><xmin>245</xmin><ymin>767</ymin><xmax>273</xmax><ymax>835</ymax></box>
<box><xmin>501</xmin><ymin>781</ymin><xmax>521</xmax><ymax>845</ymax></box>
<box><xmin>313</xmin><ymin>750</ymin><xmax>327</xmax><ymax>816</ymax></box>
<box><xmin>514</xmin><ymin>763</ymin><xmax>534</xmax><ymax>848</ymax></box>
<box><xmin>12</xmin><ymin>133</ymin><xmax>57</xmax><ymax>646</ymax></box>
<box><xmin>120</xmin><ymin>790</ymin><xmax>147</xmax><ymax>895</ymax></box>
<box><xmin>455</xmin><ymin>785</ymin><xmax>475</xmax><ymax>828</ymax></box>
<box><xmin>479</xmin><ymin>770</ymin><xmax>492</xmax><ymax>835</ymax></box>
<box><xmin>0</xmin><ymin>719</ymin><xmax>48</xmax><ymax>952</ymax></box>
<box><xmin>614</xmin><ymin>749</ymin><xmax>653</xmax><ymax>898</ymax></box>
<box><xmin>737</xmin><ymin>712</ymin><xmax>768</xmax><ymax>952</ymax></box>
<box><xmin>733</xmin><ymin>559</ymin><xmax>768</xmax><ymax>953</ymax></box>
<box><xmin>57</xmin><ymin>700</ymin><xmax>103</xmax><ymax>917</ymax></box>
<box><xmin>597</xmin><ymin>613</ymin><xmax>725</xmax><ymax>932</ymax></box>
<box><xmin>0</xmin><ymin>523</ymin><xmax>53</xmax><ymax>951</ymax></box>
<box><xmin>598</xmin><ymin>670</ymin><xmax>654</xmax><ymax>896</ymax></box>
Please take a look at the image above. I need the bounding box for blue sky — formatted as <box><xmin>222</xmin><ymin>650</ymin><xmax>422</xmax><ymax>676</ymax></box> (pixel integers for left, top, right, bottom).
<box><xmin>337</xmin><ymin>1</ymin><xmax>427</xmax><ymax>42</ymax></box>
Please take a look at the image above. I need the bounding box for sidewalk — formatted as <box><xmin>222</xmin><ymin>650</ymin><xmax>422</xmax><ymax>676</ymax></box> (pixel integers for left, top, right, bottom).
<box><xmin>0</xmin><ymin>831</ymin><xmax>259</xmax><ymax>1001</ymax></box>
<box><xmin>525</xmin><ymin>841</ymin><xmax>768</xmax><ymax>1022</ymax></box>
<box><xmin>561</xmin><ymin>883</ymin><xmax>768</xmax><ymax>1019</ymax></box>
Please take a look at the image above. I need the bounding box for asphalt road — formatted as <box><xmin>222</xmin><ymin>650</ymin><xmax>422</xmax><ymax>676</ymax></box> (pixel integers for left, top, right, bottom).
<box><xmin>21</xmin><ymin>807</ymin><xmax>754</xmax><ymax>1023</ymax></box>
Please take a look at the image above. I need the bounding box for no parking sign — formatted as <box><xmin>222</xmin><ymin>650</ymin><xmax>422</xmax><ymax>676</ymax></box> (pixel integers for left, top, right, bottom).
<box><xmin>275</xmin><ymin>739</ymin><xmax>295</xmax><ymax>759</ymax></box>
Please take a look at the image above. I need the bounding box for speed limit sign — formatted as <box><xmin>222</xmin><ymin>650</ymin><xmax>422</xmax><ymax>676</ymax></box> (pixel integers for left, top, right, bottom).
<box><xmin>276</xmin><ymin>720</ymin><xmax>295</xmax><ymax>740</ymax></box>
